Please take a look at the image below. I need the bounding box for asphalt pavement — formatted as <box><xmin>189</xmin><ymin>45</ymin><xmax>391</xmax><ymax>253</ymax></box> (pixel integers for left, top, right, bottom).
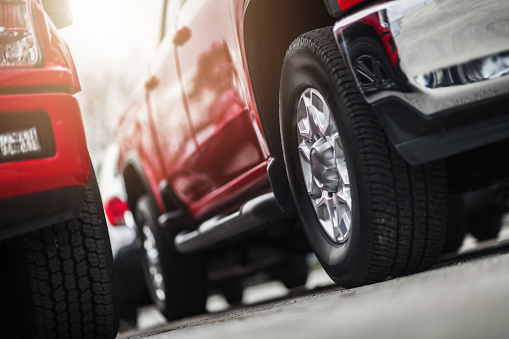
<box><xmin>118</xmin><ymin>226</ymin><xmax>509</xmax><ymax>339</ymax></box>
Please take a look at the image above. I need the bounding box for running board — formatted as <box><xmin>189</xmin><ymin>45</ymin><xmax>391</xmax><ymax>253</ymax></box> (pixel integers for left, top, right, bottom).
<box><xmin>174</xmin><ymin>193</ymin><xmax>286</xmax><ymax>254</ymax></box>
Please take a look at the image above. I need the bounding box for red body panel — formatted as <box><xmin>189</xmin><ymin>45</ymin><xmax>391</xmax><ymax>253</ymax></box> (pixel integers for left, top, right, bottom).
<box><xmin>143</xmin><ymin>21</ymin><xmax>200</xmax><ymax>209</ymax></box>
<box><xmin>175</xmin><ymin>0</ymin><xmax>267</xmax><ymax>204</ymax></box>
<box><xmin>338</xmin><ymin>0</ymin><xmax>369</xmax><ymax>11</ymax></box>
<box><xmin>0</xmin><ymin>94</ymin><xmax>90</xmax><ymax>200</ymax></box>
<box><xmin>0</xmin><ymin>1</ymin><xmax>88</xmax><ymax>201</ymax></box>
<box><xmin>361</xmin><ymin>12</ymin><xmax>399</xmax><ymax>68</ymax></box>
<box><xmin>117</xmin><ymin>89</ymin><xmax>169</xmax><ymax>212</ymax></box>
<box><xmin>188</xmin><ymin>160</ymin><xmax>271</xmax><ymax>217</ymax></box>
<box><xmin>118</xmin><ymin>0</ymin><xmax>270</xmax><ymax>219</ymax></box>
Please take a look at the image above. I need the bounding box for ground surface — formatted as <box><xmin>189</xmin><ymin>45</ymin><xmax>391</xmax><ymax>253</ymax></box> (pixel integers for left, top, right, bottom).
<box><xmin>117</xmin><ymin>226</ymin><xmax>509</xmax><ymax>339</ymax></box>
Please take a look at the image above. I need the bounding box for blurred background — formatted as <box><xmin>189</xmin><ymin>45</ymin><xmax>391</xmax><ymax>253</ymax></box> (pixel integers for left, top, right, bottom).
<box><xmin>61</xmin><ymin>0</ymin><xmax>163</xmax><ymax>164</ymax></box>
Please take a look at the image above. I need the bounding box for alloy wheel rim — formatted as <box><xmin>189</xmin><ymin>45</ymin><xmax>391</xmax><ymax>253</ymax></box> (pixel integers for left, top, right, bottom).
<box><xmin>142</xmin><ymin>224</ymin><xmax>166</xmax><ymax>302</ymax></box>
<box><xmin>296</xmin><ymin>88</ymin><xmax>352</xmax><ymax>243</ymax></box>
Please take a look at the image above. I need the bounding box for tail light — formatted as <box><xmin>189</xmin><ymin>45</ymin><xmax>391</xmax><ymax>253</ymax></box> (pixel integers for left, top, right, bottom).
<box><xmin>0</xmin><ymin>0</ymin><xmax>39</xmax><ymax>67</ymax></box>
<box><xmin>104</xmin><ymin>197</ymin><xmax>130</xmax><ymax>226</ymax></box>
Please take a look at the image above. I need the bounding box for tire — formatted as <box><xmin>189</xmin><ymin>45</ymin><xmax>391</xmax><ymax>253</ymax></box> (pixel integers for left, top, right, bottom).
<box><xmin>442</xmin><ymin>195</ymin><xmax>467</xmax><ymax>253</ymax></box>
<box><xmin>134</xmin><ymin>195</ymin><xmax>207</xmax><ymax>321</ymax></box>
<box><xmin>114</xmin><ymin>243</ymin><xmax>151</xmax><ymax>326</ymax></box>
<box><xmin>464</xmin><ymin>187</ymin><xmax>504</xmax><ymax>241</ymax></box>
<box><xmin>220</xmin><ymin>279</ymin><xmax>244</xmax><ymax>305</ymax></box>
<box><xmin>277</xmin><ymin>255</ymin><xmax>308</xmax><ymax>289</ymax></box>
<box><xmin>467</xmin><ymin>207</ymin><xmax>503</xmax><ymax>241</ymax></box>
<box><xmin>4</xmin><ymin>165</ymin><xmax>118</xmax><ymax>338</ymax></box>
<box><xmin>279</xmin><ymin>28</ymin><xmax>448</xmax><ymax>288</ymax></box>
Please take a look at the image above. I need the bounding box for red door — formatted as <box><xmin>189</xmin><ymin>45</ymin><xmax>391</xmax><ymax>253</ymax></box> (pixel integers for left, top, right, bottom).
<box><xmin>144</xmin><ymin>0</ymin><xmax>202</xmax><ymax>206</ymax></box>
<box><xmin>174</xmin><ymin>0</ymin><xmax>268</xmax><ymax>213</ymax></box>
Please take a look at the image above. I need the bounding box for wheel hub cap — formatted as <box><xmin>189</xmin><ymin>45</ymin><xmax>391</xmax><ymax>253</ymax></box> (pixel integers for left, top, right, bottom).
<box><xmin>310</xmin><ymin>137</ymin><xmax>339</xmax><ymax>192</ymax></box>
<box><xmin>297</xmin><ymin>88</ymin><xmax>352</xmax><ymax>243</ymax></box>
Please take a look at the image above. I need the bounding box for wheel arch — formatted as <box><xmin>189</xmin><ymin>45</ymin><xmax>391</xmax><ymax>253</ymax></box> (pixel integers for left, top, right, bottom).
<box><xmin>122</xmin><ymin>152</ymin><xmax>158</xmax><ymax>215</ymax></box>
<box><xmin>122</xmin><ymin>152</ymin><xmax>190</xmax><ymax>227</ymax></box>
<box><xmin>243</xmin><ymin>0</ymin><xmax>334</xmax><ymax>209</ymax></box>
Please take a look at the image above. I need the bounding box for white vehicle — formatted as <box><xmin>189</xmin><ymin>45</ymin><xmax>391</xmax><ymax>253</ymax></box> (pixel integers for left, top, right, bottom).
<box><xmin>98</xmin><ymin>143</ymin><xmax>150</xmax><ymax>327</ymax></box>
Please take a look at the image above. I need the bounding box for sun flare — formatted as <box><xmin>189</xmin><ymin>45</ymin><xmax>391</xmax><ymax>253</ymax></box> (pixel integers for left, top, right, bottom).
<box><xmin>68</xmin><ymin>0</ymin><xmax>117</xmax><ymax>30</ymax></box>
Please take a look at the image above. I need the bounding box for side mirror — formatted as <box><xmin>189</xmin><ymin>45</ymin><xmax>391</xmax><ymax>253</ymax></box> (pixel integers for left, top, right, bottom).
<box><xmin>42</xmin><ymin>0</ymin><xmax>73</xmax><ymax>29</ymax></box>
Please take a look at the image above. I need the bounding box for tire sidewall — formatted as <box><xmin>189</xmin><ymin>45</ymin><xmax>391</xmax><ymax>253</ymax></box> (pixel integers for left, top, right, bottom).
<box><xmin>280</xmin><ymin>44</ymin><xmax>369</xmax><ymax>283</ymax></box>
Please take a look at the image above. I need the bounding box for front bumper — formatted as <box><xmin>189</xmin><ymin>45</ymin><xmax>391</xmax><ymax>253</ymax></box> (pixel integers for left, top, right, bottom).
<box><xmin>0</xmin><ymin>93</ymin><xmax>90</xmax><ymax>236</ymax></box>
<box><xmin>334</xmin><ymin>0</ymin><xmax>509</xmax><ymax>165</ymax></box>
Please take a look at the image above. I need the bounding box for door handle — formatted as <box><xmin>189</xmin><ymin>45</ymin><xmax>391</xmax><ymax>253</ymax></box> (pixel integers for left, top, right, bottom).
<box><xmin>145</xmin><ymin>75</ymin><xmax>160</xmax><ymax>91</ymax></box>
<box><xmin>173</xmin><ymin>26</ymin><xmax>192</xmax><ymax>46</ymax></box>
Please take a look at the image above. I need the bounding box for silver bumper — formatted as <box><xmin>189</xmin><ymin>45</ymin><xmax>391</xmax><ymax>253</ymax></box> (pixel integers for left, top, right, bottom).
<box><xmin>334</xmin><ymin>0</ymin><xmax>509</xmax><ymax>116</ymax></box>
<box><xmin>333</xmin><ymin>0</ymin><xmax>509</xmax><ymax>165</ymax></box>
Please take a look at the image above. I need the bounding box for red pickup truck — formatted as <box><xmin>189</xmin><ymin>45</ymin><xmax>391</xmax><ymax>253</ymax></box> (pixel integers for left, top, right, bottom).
<box><xmin>0</xmin><ymin>0</ymin><xmax>117</xmax><ymax>337</ymax></box>
<box><xmin>117</xmin><ymin>0</ymin><xmax>509</xmax><ymax>321</ymax></box>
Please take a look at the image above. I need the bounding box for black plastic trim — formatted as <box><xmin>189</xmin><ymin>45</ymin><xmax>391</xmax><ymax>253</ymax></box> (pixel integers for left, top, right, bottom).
<box><xmin>323</xmin><ymin>0</ymin><xmax>343</xmax><ymax>18</ymax></box>
<box><xmin>267</xmin><ymin>157</ymin><xmax>295</xmax><ymax>211</ymax></box>
<box><xmin>242</xmin><ymin>0</ymin><xmax>332</xmax><ymax>212</ymax></box>
<box><xmin>374</xmin><ymin>95</ymin><xmax>509</xmax><ymax>165</ymax></box>
<box><xmin>0</xmin><ymin>185</ymin><xmax>85</xmax><ymax>241</ymax></box>
<box><xmin>174</xmin><ymin>193</ymin><xmax>287</xmax><ymax>254</ymax></box>
<box><xmin>122</xmin><ymin>151</ymin><xmax>158</xmax><ymax>214</ymax></box>
<box><xmin>158</xmin><ymin>183</ymin><xmax>197</xmax><ymax>232</ymax></box>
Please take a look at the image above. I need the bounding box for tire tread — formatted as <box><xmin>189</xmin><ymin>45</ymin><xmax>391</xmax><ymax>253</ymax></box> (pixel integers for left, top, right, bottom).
<box><xmin>285</xmin><ymin>28</ymin><xmax>447</xmax><ymax>286</ymax></box>
<box><xmin>21</xmin><ymin>172</ymin><xmax>117</xmax><ymax>338</ymax></box>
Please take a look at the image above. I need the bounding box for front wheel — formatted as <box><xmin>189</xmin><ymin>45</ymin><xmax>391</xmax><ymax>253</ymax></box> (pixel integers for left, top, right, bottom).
<box><xmin>464</xmin><ymin>187</ymin><xmax>505</xmax><ymax>241</ymax></box>
<box><xmin>280</xmin><ymin>28</ymin><xmax>448</xmax><ymax>288</ymax></box>
<box><xmin>273</xmin><ymin>254</ymin><xmax>308</xmax><ymax>289</ymax></box>
<box><xmin>220</xmin><ymin>278</ymin><xmax>244</xmax><ymax>305</ymax></box>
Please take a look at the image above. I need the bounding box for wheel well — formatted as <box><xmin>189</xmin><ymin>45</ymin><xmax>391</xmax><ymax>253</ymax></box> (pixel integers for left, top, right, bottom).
<box><xmin>244</xmin><ymin>0</ymin><xmax>333</xmax><ymax>159</ymax></box>
<box><xmin>123</xmin><ymin>163</ymin><xmax>148</xmax><ymax>213</ymax></box>
<box><xmin>243</xmin><ymin>0</ymin><xmax>334</xmax><ymax>206</ymax></box>
<box><xmin>123</xmin><ymin>161</ymin><xmax>190</xmax><ymax>223</ymax></box>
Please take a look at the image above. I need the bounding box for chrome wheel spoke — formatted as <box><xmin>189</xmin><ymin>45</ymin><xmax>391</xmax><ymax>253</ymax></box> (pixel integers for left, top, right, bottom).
<box><xmin>298</xmin><ymin>139</ymin><xmax>312</xmax><ymax>163</ymax></box>
<box><xmin>297</xmin><ymin>101</ymin><xmax>312</xmax><ymax>140</ymax></box>
<box><xmin>337</xmin><ymin>186</ymin><xmax>352</xmax><ymax>209</ymax></box>
<box><xmin>309</xmin><ymin>94</ymin><xmax>330</xmax><ymax>135</ymax></box>
<box><xmin>299</xmin><ymin>141</ymin><xmax>321</xmax><ymax>198</ymax></box>
<box><xmin>316</xmin><ymin>192</ymin><xmax>340</xmax><ymax>239</ymax></box>
<box><xmin>143</xmin><ymin>225</ymin><xmax>166</xmax><ymax>302</ymax></box>
<box><xmin>297</xmin><ymin>88</ymin><xmax>353</xmax><ymax>244</ymax></box>
<box><xmin>337</xmin><ymin>160</ymin><xmax>350</xmax><ymax>186</ymax></box>
<box><xmin>336</xmin><ymin>205</ymin><xmax>351</xmax><ymax>242</ymax></box>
